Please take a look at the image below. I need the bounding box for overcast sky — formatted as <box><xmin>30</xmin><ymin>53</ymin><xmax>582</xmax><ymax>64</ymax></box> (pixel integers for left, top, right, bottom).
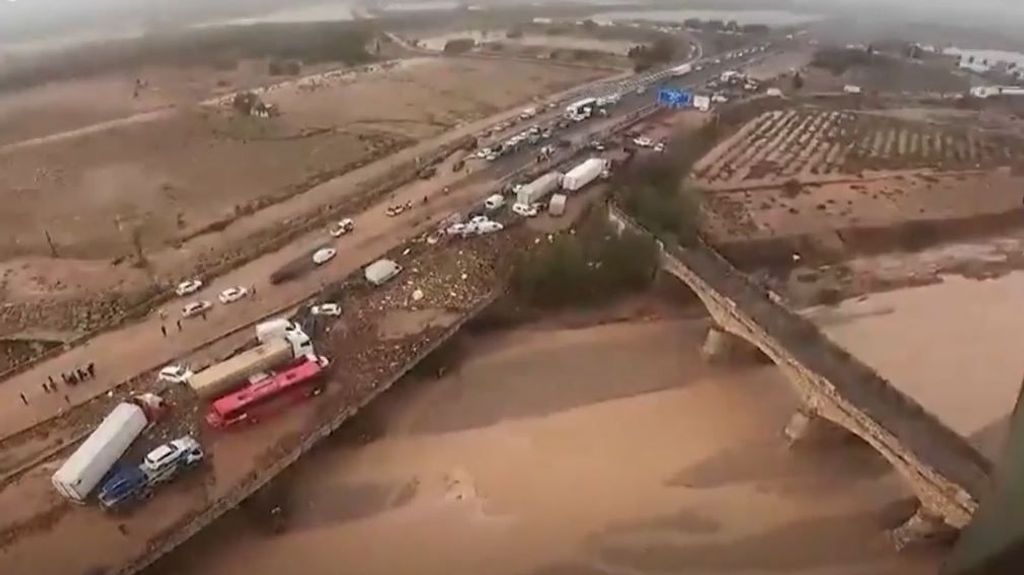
<box><xmin>2</xmin><ymin>0</ymin><xmax>1023</xmax><ymax>45</ymax></box>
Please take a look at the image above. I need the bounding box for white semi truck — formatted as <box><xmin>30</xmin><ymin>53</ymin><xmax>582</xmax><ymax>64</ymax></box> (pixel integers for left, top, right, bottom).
<box><xmin>189</xmin><ymin>326</ymin><xmax>313</xmax><ymax>400</ymax></box>
<box><xmin>515</xmin><ymin>171</ymin><xmax>562</xmax><ymax>208</ymax></box>
<box><xmin>52</xmin><ymin>395</ymin><xmax>166</xmax><ymax>503</ymax></box>
<box><xmin>562</xmin><ymin>158</ymin><xmax>608</xmax><ymax>192</ymax></box>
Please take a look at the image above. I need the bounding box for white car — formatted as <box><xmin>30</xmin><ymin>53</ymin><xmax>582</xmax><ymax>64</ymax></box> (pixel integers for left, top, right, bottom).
<box><xmin>329</xmin><ymin>218</ymin><xmax>355</xmax><ymax>237</ymax></box>
<box><xmin>312</xmin><ymin>248</ymin><xmax>337</xmax><ymax>266</ymax></box>
<box><xmin>446</xmin><ymin>223</ymin><xmax>468</xmax><ymax>236</ymax></box>
<box><xmin>310</xmin><ymin>303</ymin><xmax>343</xmax><ymax>317</ymax></box>
<box><xmin>158</xmin><ymin>364</ymin><xmax>192</xmax><ymax>385</ymax></box>
<box><xmin>181</xmin><ymin>300</ymin><xmax>212</xmax><ymax>318</ymax></box>
<box><xmin>512</xmin><ymin>203</ymin><xmax>538</xmax><ymax>217</ymax></box>
<box><xmin>141</xmin><ymin>436</ymin><xmax>204</xmax><ymax>483</ymax></box>
<box><xmin>485</xmin><ymin>152</ymin><xmax>499</xmax><ymax>161</ymax></box>
<box><xmin>218</xmin><ymin>286</ymin><xmax>249</xmax><ymax>304</ymax></box>
<box><xmin>476</xmin><ymin>148</ymin><xmax>492</xmax><ymax>159</ymax></box>
<box><xmin>175</xmin><ymin>279</ymin><xmax>203</xmax><ymax>297</ymax></box>
<box><xmin>473</xmin><ymin>221</ymin><xmax>504</xmax><ymax>235</ymax></box>
<box><xmin>469</xmin><ymin>215</ymin><xmax>490</xmax><ymax>226</ymax></box>
<box><xmin>653</xmin><ymin>143</ymin><xmax>665</xmax><ymax>153</ymax></box>
<box><xmin>633</xmin><ymin>136</ymin><xmax>654</xmax><ymax>148</ymax></box>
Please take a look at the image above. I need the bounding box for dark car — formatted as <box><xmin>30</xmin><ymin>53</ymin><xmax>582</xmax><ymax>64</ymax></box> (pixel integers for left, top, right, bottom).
<box><xmin>98</xmin><ymin>466</ymin><xmax>150</xmax><ymax>511</ymax></box>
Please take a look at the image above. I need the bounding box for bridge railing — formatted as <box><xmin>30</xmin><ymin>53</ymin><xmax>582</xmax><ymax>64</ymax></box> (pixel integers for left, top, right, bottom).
<box><xmin>609</xmin><ymin>203</ymin><xmax>993</xmax><ymax>501</ymax></box>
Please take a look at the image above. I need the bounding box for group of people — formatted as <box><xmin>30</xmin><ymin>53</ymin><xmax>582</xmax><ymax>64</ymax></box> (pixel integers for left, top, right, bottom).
<box><xmin>42</xmin><ymin>362</ymin><xmax>95</xmax><ymax>394</ymax></box>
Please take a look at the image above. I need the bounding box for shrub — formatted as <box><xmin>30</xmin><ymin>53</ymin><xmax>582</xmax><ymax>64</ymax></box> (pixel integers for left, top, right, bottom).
<box><xmin>511</xmin><ymin>218</ymin><xmax>659</xmax><ymax>308</ymax></box>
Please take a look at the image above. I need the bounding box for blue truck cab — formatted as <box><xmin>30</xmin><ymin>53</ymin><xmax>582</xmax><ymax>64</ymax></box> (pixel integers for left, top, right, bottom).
<box><xmin>98</xmin><ymin>465</ymin><xmax>150</xmax><ymax>511</ymax></box>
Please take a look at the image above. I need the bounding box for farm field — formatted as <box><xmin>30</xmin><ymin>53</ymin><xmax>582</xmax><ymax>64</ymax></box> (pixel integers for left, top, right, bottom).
<box><xmin>697</xmin><ymin>106</ymin><xmax>1024</xmax><ymax>246</ymax></box>
<box><xmin>694</xmin><ymin>108</ymin><xmax>1024</xmax><ymax>189</ymax></box>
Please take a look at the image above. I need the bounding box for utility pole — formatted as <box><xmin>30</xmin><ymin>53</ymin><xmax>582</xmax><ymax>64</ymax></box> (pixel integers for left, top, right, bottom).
<box><xmin>44</xmin><ymin>230</ymin><xmax>58</xmax><ymax>258</ymax></box>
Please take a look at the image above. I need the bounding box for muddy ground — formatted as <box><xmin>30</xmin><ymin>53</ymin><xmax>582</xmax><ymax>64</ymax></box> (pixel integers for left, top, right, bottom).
<box><xmin>0</xmin><ymin>57</ymin><xmax>603</xmax><ymax>263</ymax></box>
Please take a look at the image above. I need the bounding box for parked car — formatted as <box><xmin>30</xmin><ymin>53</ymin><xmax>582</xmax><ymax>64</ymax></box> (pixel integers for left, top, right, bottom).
<box><xmin>653</xmin><ymin>143</ymin><xmax>665</xmax><ymax>153</ymax></box>
<box><xmin>473</xmin><ymin>221</ymin><xmax>504</xmax><ymax>235</ymax></box>
<box><xmin>328</xmin><ymin>218</ymin><xmax>355</xmax><ymax>237</ymax></box>
<box><xmin>181</xmin><ymin>301</ymin><xmax>212</xmax><ymax>318</ymax></box>
<box><xmin>632</xmin><ymin>136</ymin><xmax>654</xmax><ymax>148</ymax></box>
<box><xmin>218</xmin><ymin>286</ymin><xmax>249</xmax><ymax>304</ymax></box>
<box><xmin>512</xmin><ymin>203</ymin><xmax>538</xmax><ymax>217</ymax></box>
<box><xmin>98</xmin><ymin>466</ymin><xmax>151</xmax><ymax>511</ymax></box>
<box><xmin>446</xmin><ymin>223</ymin><xmax>468</xmax><ymax>236</ymax></box>
<box><xmin>140</xmin><ymin>436</ymin><xmax>204</xmax><ymax>484</ymax></box>
<box><xmin>310</xmin><ymin>303</ymin><xmax>342</xmax><ymax>317</ymax></box>
<box><xmin>312</xmin><ymin>248</ymin><xmax>337</xmax><ymax>266</ymax></box>
<box><xmin>158</xmin><ymin>364</ymin><xmax>192</xmax><ymax>385</ymax></box>
<box><xmin>175</xmin><ymin>280</ymin><xmax>203</xmax><ymax>297</ymax></box>
<box><xmin>484</xmin><ymin>194</ymin><xmax>506</xmax><ymax>211</ymax></box>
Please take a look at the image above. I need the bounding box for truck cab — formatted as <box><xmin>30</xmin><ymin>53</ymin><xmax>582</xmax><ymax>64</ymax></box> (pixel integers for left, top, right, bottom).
<box><xmin>98</xmin><ymin>466</ymin><xmax>150</xmax><ymax>511</ymax></box>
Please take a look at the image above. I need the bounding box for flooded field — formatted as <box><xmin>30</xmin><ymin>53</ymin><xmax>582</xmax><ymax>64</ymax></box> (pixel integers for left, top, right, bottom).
<box><xmin>806</xmin><ymin>272</ymin><xmax>1024</xmax><ymax>457</ymax></box>
<box><xmin>155</xmin><ymin>316</ymin><xmax>939</xmax><ymax>575</ymax></box>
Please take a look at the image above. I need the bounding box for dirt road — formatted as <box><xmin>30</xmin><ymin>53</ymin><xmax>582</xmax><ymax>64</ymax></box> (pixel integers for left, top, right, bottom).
<box><xmin>154</xmin><ymin>318</ymin><xmax>940</xmax><ymax>575</ymax></box>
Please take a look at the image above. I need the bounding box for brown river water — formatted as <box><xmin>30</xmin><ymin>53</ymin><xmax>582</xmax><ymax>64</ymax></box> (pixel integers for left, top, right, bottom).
<box><xmin>154</xmin><ymin>317</ymin><xmax>940</xmax><ymax>575</ymax></box>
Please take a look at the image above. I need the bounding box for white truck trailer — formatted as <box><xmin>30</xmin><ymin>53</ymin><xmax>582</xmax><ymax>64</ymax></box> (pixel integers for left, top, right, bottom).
<box><xmin>52</xmin><ymin>402</ymin><xmax>150</xmax><ymax>502</ymax></box>
<box><xmin>562</xmin><ymin>158</ymin><xmax>608</xmax><ymax>192</ymax></box>
<box><xmin>516</xmin><ymin>171</ymin><xmax>562</xmax><ymax>207</ymax></box>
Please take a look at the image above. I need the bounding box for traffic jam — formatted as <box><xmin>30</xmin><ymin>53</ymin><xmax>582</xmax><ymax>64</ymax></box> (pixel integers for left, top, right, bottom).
<box><xmin>45</xmin><ymin>46</ymin><xmax>768</xmax><ymax>516</ymax></box>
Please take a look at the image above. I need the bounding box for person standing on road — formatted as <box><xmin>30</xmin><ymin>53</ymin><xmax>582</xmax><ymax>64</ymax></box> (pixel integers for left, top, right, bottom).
<box><xmin>87</xmin><ymin>363</ymin><xmax>95</xmax><ymax>379</ymax></box>
<box><xmin>42</xmin><ymin>382</ymin><xmax>49</xmax><ymax>394</ymax></box>
<box><xmin>60</xmin><ymin>373</ymin><xmax>68</xmax><ymax>385</ymax></box>
<box><xmin>48</xmin><ymin>375</ymin><xmax>56</xmax><ymax>389</ymax></box>
<box><xmin>176</xmin><ymin>319</ymin><xmax>182</xmax><ymax>332</ymax></box>
<box><xmin>19</xmin><ymin>393</ymin><xmax>28</xmax><ymax>406</ymax></box>
<box><xmin>161</xmin><ymin>324</ymin><xmax>167</xmax><ymax>337</ymax></box>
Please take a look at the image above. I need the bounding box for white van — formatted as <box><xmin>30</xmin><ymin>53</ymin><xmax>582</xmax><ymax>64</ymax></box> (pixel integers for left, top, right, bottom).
<box><xmin>484</xmin><ymin>194</ymin><xmax>506</xmax><ymax>211</ymax></box>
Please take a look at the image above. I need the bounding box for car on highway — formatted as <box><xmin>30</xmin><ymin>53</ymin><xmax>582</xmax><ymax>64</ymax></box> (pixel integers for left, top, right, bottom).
<box><xmin>141</xmin><ymin>436</ymin><xmax>204</xmax><ymax>484</ymax></box>
<box><xmin>158</xmin><ymin>364</ymin><xmax>193</xmax><ymax>385</ymax></box>
<box><xmin>218</xmin><ymin>286</ymin><xmax>249</xmax><ymax>304</ymax></box>
<box><xmin>632</xmin><ymin>136</ymin><xmax>654</xmax><ymax>148</ymax></box>
<box><xmin>485</xmin><ymin>151</ymin><xmax>499</xmax><ymax>161</ymax></box>
<box><xmin>181</xmin><ymin>300</ymin><xmax>212</xmax><ymax>318</ymax></box>
<box><xmin>310</xmin><ymin>303</ymin><xmax>342</xmax><ymax>317</ymax></box>
<box><xmin>328</xmin><ymin>218</ymin><xmax>355</xmax><ymax>237</ymax></box>
<box><xmin>653</xmin><ymin>142</ymin><xmax>665</xmax><ymax>153</ymax></box>
<box><xmin>175</xmin><ymin>279</ymin><xmax>203</xmax><ymax>297</ymax></box>
<box><xmin>312</xmin><ymin>248</ymin><xmax>337</xmax><ymax>266</ymax></box>
<box><xmin>476</xmin><ymin>147</ymin><xmax>493</xmax><ymax>159</ymax></box>
<box><xmin>385</xmin><ymin>202</ymin><xmax>412</xmax><ymax>217</ymax></box>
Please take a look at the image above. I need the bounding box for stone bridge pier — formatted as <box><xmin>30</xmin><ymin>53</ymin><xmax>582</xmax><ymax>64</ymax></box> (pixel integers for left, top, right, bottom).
<box><xmin>660</xmin><ymin>255</ymin><xmax>974</xmax><ymax>550</ymax></box>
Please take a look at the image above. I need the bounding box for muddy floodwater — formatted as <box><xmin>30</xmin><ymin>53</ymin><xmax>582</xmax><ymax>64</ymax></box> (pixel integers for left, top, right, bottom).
<box><xmin>160</xmin><ymin>317</ymin><xmax>939</xmax><ymax>575</ymax></box>
<box><xmin>806</xmin><ymin>272</ymin><xmax>1024</xmax><ymax>457</ymax></box>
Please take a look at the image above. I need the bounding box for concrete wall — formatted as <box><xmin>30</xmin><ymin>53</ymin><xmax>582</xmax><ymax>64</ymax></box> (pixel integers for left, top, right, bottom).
<box><xmin>607</xmin><ymin>204</ymin><xmax>992</xmax><ymax>530</ymax></box>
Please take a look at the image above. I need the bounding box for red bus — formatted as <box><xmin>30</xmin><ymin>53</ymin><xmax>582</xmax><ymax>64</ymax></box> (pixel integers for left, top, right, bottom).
<box><xmin>206</xmin><ymin>355</ymin><xmax>329</xmax><ymax>429</ymax></box>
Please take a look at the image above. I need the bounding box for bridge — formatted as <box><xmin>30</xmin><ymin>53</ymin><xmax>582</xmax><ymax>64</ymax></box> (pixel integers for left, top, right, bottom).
<box><xmin>607</xmin><ymin>204</ymin><xmax>993</xmax><ymax>547</ymax></box>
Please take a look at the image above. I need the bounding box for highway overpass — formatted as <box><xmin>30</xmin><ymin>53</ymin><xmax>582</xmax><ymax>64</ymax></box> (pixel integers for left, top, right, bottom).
<box><xmin>607</xmin><ymin>204</ymin><xmax>993</xmax><ymax>548</ymax></box>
